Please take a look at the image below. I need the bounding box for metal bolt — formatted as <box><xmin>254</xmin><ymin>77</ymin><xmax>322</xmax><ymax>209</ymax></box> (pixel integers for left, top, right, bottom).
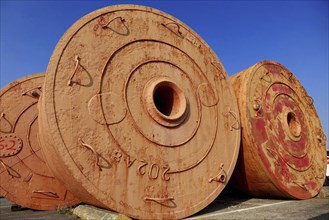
<box><xmin>253</xmin><ymin>103</ymin><xmax>260</xmax><ymax>111</ymax></box>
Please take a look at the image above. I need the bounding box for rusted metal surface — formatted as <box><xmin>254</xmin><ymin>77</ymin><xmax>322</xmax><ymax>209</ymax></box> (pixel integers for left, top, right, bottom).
<box><xmin>0</xmin><ymin>73</ymin><xmax>80</xmax><ymax>210</ymax></box>
<box><xmin>230</xmin><ymin>60</ymin><xmax>327</xmax><ymax>199</ymax></box>
<box><xmin>38</xmin><ymin>5</ymin><xmax>241</xmax><ymax>219</ymax></box>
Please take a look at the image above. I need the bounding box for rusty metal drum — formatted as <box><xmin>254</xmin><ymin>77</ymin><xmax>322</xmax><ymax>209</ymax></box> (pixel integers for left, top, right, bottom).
<box><xmin>230</xmin><ymin>60</ymin><xmax>327</xmax><ymax>199</ymax></box>
<box><xmin>39</xmin><ymin>5</ymin><xmax>241</xmax><ymax>219</ymax></box>
<box><xmin>0</xmin><ymin>73</ymin><xmax>80</xmax><ymax>210</ymax></box>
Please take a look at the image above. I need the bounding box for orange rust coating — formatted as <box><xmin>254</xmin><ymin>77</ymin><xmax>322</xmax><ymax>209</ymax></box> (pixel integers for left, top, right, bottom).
<box><xmin>38</xmin><ymin>5</ymin><xmax>241</xmax><ymax>219</ymax></box>
<box><xmin>0</xmin><ymin>73</ymin><xmax>80</xmax><ymax>210</ymax></box>
<box><xmin>230</xmin><ymin>60</ymin><xmax>327</xmax><ymax>199</ymax></box>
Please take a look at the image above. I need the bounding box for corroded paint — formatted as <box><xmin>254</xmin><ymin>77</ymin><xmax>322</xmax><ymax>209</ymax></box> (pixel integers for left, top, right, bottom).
<box><xmin>230</xmin><ymin>60</ymin><xmax>327</xmax><ymax>199</ymax></box>
<box><xmin>38</xmin><ymin>5</ymin><xmax>240</xmax><ymax>219</ymax></box>
<box><xmin>0</xmin><ymin>73</ymin><xmax>80</xmax><ymax>210</ymax></box>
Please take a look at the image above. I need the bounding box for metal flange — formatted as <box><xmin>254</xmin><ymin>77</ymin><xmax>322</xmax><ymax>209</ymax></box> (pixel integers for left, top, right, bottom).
<box><xmin>230</xmin><ymin>60</ymin><xmax>327</xmax><ymax>199</ymax></box>
<box><xmin>39</xmin><ymin>5</ymin><xmax>240</xmax><ymax>219</ymax></box>
<box><xmin>0</xmin><ymin>73</ymin><xmax>80</xmax><ymax>210</ymax></box>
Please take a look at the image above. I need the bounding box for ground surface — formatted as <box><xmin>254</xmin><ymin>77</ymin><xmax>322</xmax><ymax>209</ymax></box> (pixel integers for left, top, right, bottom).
<box><xmin>0</xmin><ymin>187</ymin><xmax>328</xmax><ymax>220</ymax></box>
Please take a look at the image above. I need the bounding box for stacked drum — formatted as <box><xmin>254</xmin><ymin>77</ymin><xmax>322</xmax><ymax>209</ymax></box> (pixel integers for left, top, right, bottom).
<box><xmin>0</xmin><ymin>74</ymin><xmax>80</xmax><ymax>210</ymax></box>
<box><xmin>0</xmin><ymin>5</ymin><xmax>327</xmax><ymax>220</ymax></box>
<box><xmin>230</xmin><ymin>61</ymin><xmax>327</xmax><ymax>199</ymax></box>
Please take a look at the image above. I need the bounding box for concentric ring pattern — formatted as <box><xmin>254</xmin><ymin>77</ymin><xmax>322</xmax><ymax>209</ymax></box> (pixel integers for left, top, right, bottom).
<box><xmin>39</xmin><ymin>5</ymin><xmax>240</xmax><ymax>219</ymax></box>
<box><xmin>230</xmin><ymin>61</ymin><xmax>327</xmax><ymax>199</ymax></box>
<box><xmin>0</xmin><ymin>73</ymin><xmax>79</xmax><ymax>210</ymax></box>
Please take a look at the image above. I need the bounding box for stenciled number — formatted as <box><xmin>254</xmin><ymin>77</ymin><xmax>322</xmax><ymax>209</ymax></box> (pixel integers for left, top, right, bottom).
<box><xmin>0</xmin><ymin>139</ymin><xmax>16</xmax><ymax>151</ymax></box>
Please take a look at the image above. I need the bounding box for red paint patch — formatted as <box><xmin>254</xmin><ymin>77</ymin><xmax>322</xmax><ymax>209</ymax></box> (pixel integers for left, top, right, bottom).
<box><xmin>252</xmin><ymin>118</ymin><xmax>267</xmax><ymax>142</ymax></box>
<box><xmin>307</xmin><ymin>181</ymin><xmax>317</xmax><ymax>191</ymax></box>
<box><xmin>271</xmin><ymin>84</ymin><xmax>292</xmax><ymax>95</ymax></box>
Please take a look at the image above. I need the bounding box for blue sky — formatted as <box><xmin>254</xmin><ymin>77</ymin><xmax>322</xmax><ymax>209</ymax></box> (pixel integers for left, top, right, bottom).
<box><xmin>1</xmin><ymin>0</ymin><xmax>328</xmax><ymax>148</ymax></box>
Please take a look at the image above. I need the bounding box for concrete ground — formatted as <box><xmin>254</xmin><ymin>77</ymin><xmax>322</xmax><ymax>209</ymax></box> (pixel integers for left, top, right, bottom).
<box><xmin>0</xmin><ymin>187</ymin><xmax>328</xmax><ymax>220</ymax></box>
<box><xmin>188</xmin><ymin>189</ymin><xmax>329</xmax><ymax>220</ymax></box>
<box><xmin>0</xmin><ymin>197</ymin><xmax>76</xmax><ymax>220</ymax></box>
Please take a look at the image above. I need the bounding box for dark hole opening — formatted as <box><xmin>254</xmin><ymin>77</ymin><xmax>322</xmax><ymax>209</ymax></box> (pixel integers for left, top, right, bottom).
<box><xmin>153</xmin><ymin>84</ymin><xmax>175</xmax><ymax>116</ymax></box>
<box><xmin>287</xmin><ymin>112</ymin><xmax>301</xmax><ymax>137</ymax></box>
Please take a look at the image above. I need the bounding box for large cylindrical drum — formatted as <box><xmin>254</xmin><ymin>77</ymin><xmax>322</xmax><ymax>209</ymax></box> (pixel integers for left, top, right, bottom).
<box><xmin>230</xmin><ymin>60</ymin><xmax>327</xmax><ymax>199</ymax></box>
<box><xmin>0</xmin><ymin>73</ymin><xmax>80</xmax><ymax>210</ymax></box>
<box><xmin>38</xmin><ymin>5</ymin><xmax>241</xmax><ymax>219</ymax></box>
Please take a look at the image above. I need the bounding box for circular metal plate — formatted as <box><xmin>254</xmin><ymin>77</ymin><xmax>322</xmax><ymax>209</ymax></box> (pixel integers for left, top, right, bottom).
<box><xmin>0</xmin><ymin>73</ymin><xmax>80</xmax><ymax>210</ymax></box>
<box><xmin>39</xmin><ymin>5</ymin><xmax>240</xmax><ymax>219</ymax></box>
<box><xmin>230</xmin><ymin>60</ymin><xmax>327</xmax><ymax>199</ymax></box>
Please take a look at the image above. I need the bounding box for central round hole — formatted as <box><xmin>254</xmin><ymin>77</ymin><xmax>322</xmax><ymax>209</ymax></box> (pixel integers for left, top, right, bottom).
<box><xmin>153</xmin><ymin>83</ymin><xmax>181</xmax><ymax>117</ymax></box>
<box><xmin>144</xmin><ymin>78</ymin><xmax>188</xmax><ymax>127</ymax></box>
<box><xmin>287</xmin><ymin>112</ymin><xmax>301</xmax><ymax>137</ymax></box>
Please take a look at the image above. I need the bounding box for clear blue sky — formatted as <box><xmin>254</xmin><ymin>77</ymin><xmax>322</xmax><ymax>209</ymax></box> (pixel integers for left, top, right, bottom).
<box><xmin>1</xmin><ymin>0</ymin><xmax>328</xmax><ymax>148</ymax></box>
